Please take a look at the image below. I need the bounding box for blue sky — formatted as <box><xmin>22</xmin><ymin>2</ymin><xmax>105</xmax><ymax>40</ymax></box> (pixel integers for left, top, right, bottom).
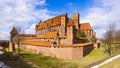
<box><xmin>0</xmin><ymin>0</ymin><xmax>120</xmax><ymax>40</ymax></box>
<box><xmin>45</xmin><ymin>0</ymin><xmax>94</xmax><ymax>17</ymax></box>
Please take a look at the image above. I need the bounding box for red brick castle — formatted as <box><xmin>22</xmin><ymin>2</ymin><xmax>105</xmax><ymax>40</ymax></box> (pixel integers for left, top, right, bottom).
<box><xmin>9</xmin><ymin>13</ymin><xmax>96</xmax><ymax>59</ymax></box>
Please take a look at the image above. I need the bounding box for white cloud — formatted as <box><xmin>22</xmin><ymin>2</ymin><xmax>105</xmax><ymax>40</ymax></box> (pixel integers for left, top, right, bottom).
<box><xmin>81</xmin><ymin>0</ymin><xmax>120</xmax><ymax>38</ymax></box>
<box><xmin>0</xmin><ymin>0</ymin><xmax>54</xmax><ymax>40</ymax></box>
<box><xmin>1</xmin><ymin>0</ymin><xmax>120</xmax><ymax>40</ymax></box>
<box><xmin>0</xmin><ymin>31</ymin><xmax>10</xmax><ymax>40</ymax></box>
<box><xmin>24</xmin><ymin>23</ymin><xmax>36</xmax><ymax>34</ymax></box>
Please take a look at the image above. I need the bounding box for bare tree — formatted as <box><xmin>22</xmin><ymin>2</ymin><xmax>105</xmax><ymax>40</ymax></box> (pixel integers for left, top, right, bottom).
<box><xmin>104</xmin><ymin>23</ymin><xmax>116</xmax><ymax>55</ymax></box>
<box><xmin>115</xmin><ymin>30</ymin><xmax>120</xmax><ymax>43</ymax></box>
<box><xmin>12</xmin><ymin>27</ymin><xmax>23</xmax><ymax>59</ymax></box>
<box><xmin>104</xmin><ymin>24</ymin><xmax>116</xmax><ymax>43</ymax></box>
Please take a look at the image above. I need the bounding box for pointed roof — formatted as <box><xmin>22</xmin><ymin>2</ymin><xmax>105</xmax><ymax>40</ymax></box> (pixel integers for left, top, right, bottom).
<box><xmin>10</xmin><ymin>27</ymin><xmax>18</xmax><ymax>34</ymax></box>
<box><xmin>79</xmin><ymin>22</ymin><xmax>93</xmax><ymax>30</ymax></box>
<box><xmin>67</xmin><ymin>18</ymin><xmax>74</xmax><ymax>26</ymax></box>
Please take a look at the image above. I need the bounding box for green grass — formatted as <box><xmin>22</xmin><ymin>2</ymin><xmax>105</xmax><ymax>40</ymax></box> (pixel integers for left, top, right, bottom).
<box><xmin>64</xmin><ymin>46</ymin><xmax>109</xmax><ymax>68</ymax></box>
<box><xmin>19</xmin><ymin>45</ymin><xmax>109</xmax><ymax>68</ymax></box>
<box><xmin>20</xmin><ymin>49</ymin><xmax>78</xmax><ymax>68</ymax></box>
<box><xmin>100</xmin><ymin>58</ymin><xmax>120</xmax><ymax>68</ymax></box>
<box><xmin>0</xmin><ymin>44</ymin><xmax>111</xmax><ymax>68</ymax></box>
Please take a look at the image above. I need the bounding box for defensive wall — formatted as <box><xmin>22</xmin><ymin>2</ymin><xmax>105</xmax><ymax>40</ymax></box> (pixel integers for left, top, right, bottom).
<box><xmin>18</xmin><ymin>43</ymin><xmax>94</xmax><ymax>59</ymax></box>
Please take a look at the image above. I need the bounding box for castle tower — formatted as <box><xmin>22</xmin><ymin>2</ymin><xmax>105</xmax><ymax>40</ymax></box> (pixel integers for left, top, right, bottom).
<box><xmin>72</xmin><ymin>13</ymin><xmax>79</xmax><ymax>30</ymax></box>
<box><xmin>10</xmin><ymin>27</ymin><xmax>18</xmax><ymax>41</ymax></box>
<box><xmin>9</xmin><ymin>27</ymin><xmax>18</xmax><ymax>52</ymax></box>
<box><xmin>67</xmin><ymin>26</ymin><xmax>74</xmax><ymax>44</ymax></box>
<box><xmin>61</xmin><ymin>13</ymin><xmax>67</xmax><ymax>36</ymax></box>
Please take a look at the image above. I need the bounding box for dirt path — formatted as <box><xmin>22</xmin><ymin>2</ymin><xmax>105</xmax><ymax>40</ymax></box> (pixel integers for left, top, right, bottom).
<box><xmin>84</xmin><ymin>54</ymin><xmax>120</xmax><ymax>68</ymax></box>
<box><xmin>92</xmin><ymin>54</ymin><xmax>120</xmax><ymax>68</ymax></box>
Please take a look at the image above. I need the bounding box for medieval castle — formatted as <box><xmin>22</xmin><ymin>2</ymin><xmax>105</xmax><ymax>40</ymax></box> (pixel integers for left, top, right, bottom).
<box><xmin>9</xmin><ymin>13</ymin><xmax>97</xmax><ymax>59</ymax></box>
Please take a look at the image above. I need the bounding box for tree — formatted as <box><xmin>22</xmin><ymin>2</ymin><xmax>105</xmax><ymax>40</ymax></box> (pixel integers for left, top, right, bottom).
<box><xmin>12</xmin><ymin>27</ymin><xmax>23</xmax><ymax>59</ymax></box>
<box><xmin>76</xmin><ymin>30</ymin><xmax>87</xmax><ymax>38</ymax></box>
<box><xmin>115</xmin><ymin>30</ymin><xmax>120</xmax><ymax>43</ymax></box>
<box><xmin>0</xmin><ymin>40</ymin><xmax>9</xmax><ymax>51</ymax></box>
<box><xmin>104</xmin><ymin>23</ymin><xmax>116</xmax><ymax>55</ymax></box>
<box><xmin>104</xmin><ymin>24</ymin><xmax>116</xmax><ymax>43</ymax></box>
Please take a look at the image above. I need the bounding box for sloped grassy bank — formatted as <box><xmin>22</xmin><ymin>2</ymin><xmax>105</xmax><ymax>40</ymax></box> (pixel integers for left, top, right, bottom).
<box><xmin>0</xmin><ymin>45</ymin><xmax>112</xmax><ymax>68</ymax></box>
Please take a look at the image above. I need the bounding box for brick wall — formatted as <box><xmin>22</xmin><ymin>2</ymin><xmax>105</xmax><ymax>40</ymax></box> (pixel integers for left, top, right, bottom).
<box><xmin>83</xmin><ymin>44</ymin><xmax>94</xmax><ymax>56</ymax></box>
<box><xmin>19</xmin><ymin>43</ymin><xmax>94</xmax><ymax>59</ymax></box>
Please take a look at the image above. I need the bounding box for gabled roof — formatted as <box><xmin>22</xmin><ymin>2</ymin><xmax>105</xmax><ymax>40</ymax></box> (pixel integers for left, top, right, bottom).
<box><xmin>10</xmin><ymin>27</ymin><xmax>18</xmax><ymax>34</ymax></box>
<box><xmin>79</xmin><ymin>22</ymin><xmax>93</xmax><ymax>30</ymax></box>
<box><xmin>67</xmin><ymin>18</ymin><xmax>74</xmax><ymax>26</ymax></box>
<box><xmin>38</xmin><ymin>13</ymin><xmax>67</xmax><ymax>29</ymax></box>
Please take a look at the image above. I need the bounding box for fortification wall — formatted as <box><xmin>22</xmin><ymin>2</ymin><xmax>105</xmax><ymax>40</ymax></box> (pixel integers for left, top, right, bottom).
<box><xmin>19</xmin><ymin>44</ymin><xmax>93</xmax><ymax>59</ymax></box>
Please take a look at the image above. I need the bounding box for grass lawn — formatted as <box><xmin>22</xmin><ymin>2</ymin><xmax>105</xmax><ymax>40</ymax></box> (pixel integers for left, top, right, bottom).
<box><xmin>65</xmin><ymin>46</ymin><xmax>109</xmax><ymax>68</ymax></box>
<box><xmin>100</xmin><ymin>57</ymin><xmax>120</xmax><ymax>68</ymax></box>
<box><xmin>20</xmin><ymin>49</ymin><xmax>78</xmax><ymax>68</ymax></box>
<box><xmin>19</xmin><ymin>45</ymin><xmax>109</xmax><ymax>68</ymax></box>
<box><xmin>0</xmin><ymin>44</ymin><xmax>110</xmax><ymax>68</ymax></box>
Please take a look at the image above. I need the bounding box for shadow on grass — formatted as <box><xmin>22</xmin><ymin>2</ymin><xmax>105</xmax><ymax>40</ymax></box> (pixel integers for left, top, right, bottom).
<box><xmin>0</xmin><ymin>52</ymin><xmax>32</xmax><ymax>68</ymax></box>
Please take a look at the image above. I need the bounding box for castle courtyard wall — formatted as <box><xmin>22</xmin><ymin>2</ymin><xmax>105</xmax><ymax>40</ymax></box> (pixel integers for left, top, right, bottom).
<box><xmin>19</xmin><ymin>43</ymin><xmax>94</xmax><ymax>59</ymax></box>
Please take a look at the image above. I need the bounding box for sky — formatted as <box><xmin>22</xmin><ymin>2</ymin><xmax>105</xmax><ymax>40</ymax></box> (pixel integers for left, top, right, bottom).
<box><xmin>0</xmin><ymin>0</ymin><xmax>120</xmax><ymax>40</ymax></box>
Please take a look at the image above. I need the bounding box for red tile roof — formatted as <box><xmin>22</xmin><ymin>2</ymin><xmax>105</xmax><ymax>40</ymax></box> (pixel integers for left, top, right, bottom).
<box><xmin>73</xmin><ymin>43</ymin><xmax>93</xmax><ymax>46</ymax></box>
<box><xmin>38</xmin><ymin>13</ymin><xmax>66</xmax><ymax>29</ymax></box>
<box><xmin>52</xmin><ymin>16</ymin><xmax>61</xmax><ymax>26</ymax></box>
<box><xmin>43</xmin><ymin>32</ymin><xmax>57</xmax><ymax>38</ymax></box>
<box><xmin>67</xmin><ymin>18</ymin><xmax>74</xmax><ymax>26</ymax></box>
<box><xmin>58</xmin><ymin>36</ymin><xmax>67</xmax><ymax>39</ymax></box>
<box><xmin>16</xmin><ymin>34</ymin><xmax>36</xmax><ymax>37</ymax></box>
<box><xmin>79</xmin><ymin>22</ymin><xmax>93</xmax><ymax>30</ymax></box>
<box><xmin>37</xmin><ymin>13</ymin><xmax>77</xmax><ymax>29</ymax></box>
<box><xmin>22</xmin><ymin>40</ymin><xmax>53</xmax><ymax>46</ymax></box>
<box><xmin>22</xmin><ymin>40</ymin><xmax>92</xmax><ymax>47</ymax></box>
